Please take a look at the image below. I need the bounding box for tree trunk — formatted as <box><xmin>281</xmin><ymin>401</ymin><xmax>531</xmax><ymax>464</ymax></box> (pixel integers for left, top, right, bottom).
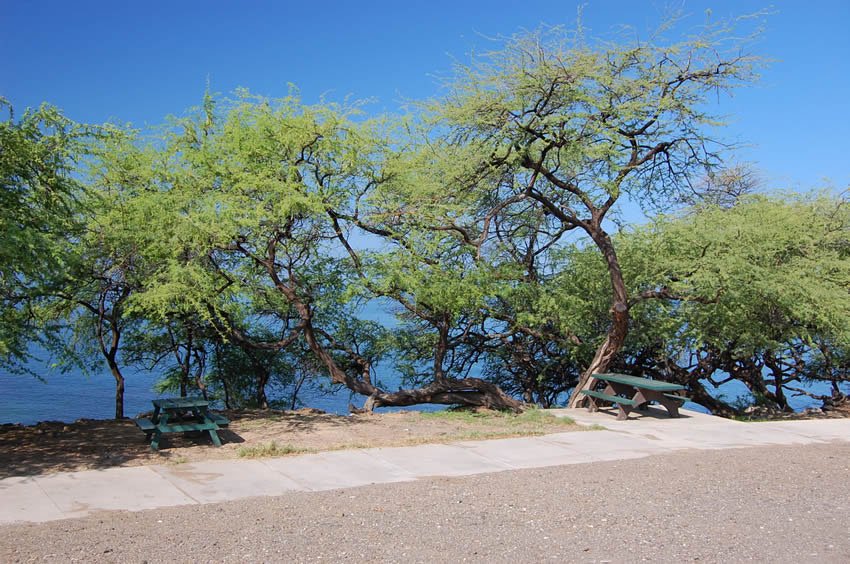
<box><xmin>292</xmin><ymin>297</ymin><xmax>524</xmax><ymax>412</ymax></box>
<box><xmin>363</xmin><ymin>378</ymin><xmax>524</xmax><ymax>412</ymax></box>
<box><xmin>293</xmin><ymin>299</ymin><xmax>382</xmax><ymax>397</ymax></box>
<box><xmin>289</xmin><ymin>373</ymin><xmax>307</xmax><ymax>411</ymax></box>
<box><xmin>256</xmin><ymin>367</ymin><xmax>270</xmax><ymax>409</ymax></box>
<box><xmin>688</xmin><ymin>380</ymin><xmax>739</xmax><ymax>418</ymax></box>
<box><xmin>433</xmin><ymin>317</ymin><xmax>449</xmax><ymax>383</ymax></box>
<box><xmin>107</xmin><ymin>358</ymin><xmax>125</xmax><ymax>419</ymax></box>
<box><xmin>763</xmin><ymin>356</ymin><xmax>792</xmax><ymax>412</ymax></box>
<box><xmin>566</xmin><ymin>229</ymin><xmax>630</xmax><ymax>408</ymax></box>
<box><xmin>222</xmin><ymin>378</ymin><xmax>232</xmax><ymax>409</ymax></box>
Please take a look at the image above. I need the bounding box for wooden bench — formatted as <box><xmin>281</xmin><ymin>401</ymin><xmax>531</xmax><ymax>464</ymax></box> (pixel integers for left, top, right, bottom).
<box><xmin>133</xmin><ymin>417</ymin><xmax>157</xmax><ymax>440</ymax></box>
<box><xmin>208</xmin><ymin>413</ymin><xmax>230</xmax><ymax>427</ymax></box>
<box><xmin>133</xmin><ymin>417</ymin><xmax>156</xmax><ymax>430</ymax></box>
<box><xmin>580</xmin><ymin>389</ymin><xmax>639</xmax><ymax>420</ymax></box>
<box><xmin>581</xmin><ymin>389</ymin><xmax>638</xmax><ymax>406</ymax></box>
<box><xmin>663</xmin><ymin>393</ymin><xmax>691</xmax><ymax>404</ymax></box>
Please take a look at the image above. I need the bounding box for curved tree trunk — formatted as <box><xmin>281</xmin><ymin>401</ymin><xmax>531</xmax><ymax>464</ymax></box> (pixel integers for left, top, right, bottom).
<box><xmin>97</xmin><ymin>318</ymin><xmax>126</xmax><ymax>420</ymax></box>
<box><xmin>255</xmin><ymin>364</ymin><xmax>270</xmax><ymax>409</ymax></box>
<box><xmin>295</xmin><ymin>299</ymin><xmax>524</xmax><ymax>412</ymax></box>
<box><xmin>107</xmin><ymin>358</ymin><xmax>125</xmax><ymax>420</ymax></box>
<box><xmin>566</xmin><ymin>229</ymin><xmax>630</xmax><ymax>408</ymax></box>
<box><xmin>364</xmin><ymin>378</ymin><xmax>524</xmax><ymax>412</ymax></box>
<box><xmin>688</xmin><ymin>380</ymin><xmax>739</xmax><ymax>418</ymax></box>
<box><xmin>263</xmin><ymin>254</ymin><xmax>524</xmax><ymax>413</ymax></box>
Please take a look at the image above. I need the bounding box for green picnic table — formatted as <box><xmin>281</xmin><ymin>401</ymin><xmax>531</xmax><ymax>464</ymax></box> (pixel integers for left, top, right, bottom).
<box><xmin>580</xmin><ymin>373</ymin><xmax>689</xmax><ymax>421</ymax></box>
<box><xmin>134</xmin><ymin>397</ymin><xmax>229</xmax><ymax>451</ymax></box>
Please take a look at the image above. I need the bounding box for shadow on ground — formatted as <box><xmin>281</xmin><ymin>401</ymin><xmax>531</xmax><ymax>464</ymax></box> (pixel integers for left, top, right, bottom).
<box><xmin>588</xmin><ymin>405</ymin><xmax>696</xmax><ymax>421</ymax></box>
<box><xmin>0</xmin><ymin>407</ymin><xmax>586</xmax><ymax>479</ymax></box>
<box><xmin>0</xmin><ymin>408</ymin><xmax>356</xmax><ymax>478</ymax></box>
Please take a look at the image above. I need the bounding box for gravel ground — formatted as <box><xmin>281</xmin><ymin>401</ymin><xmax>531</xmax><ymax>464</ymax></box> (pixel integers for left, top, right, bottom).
<box><xmin>2</xmin><ymin>443</ymin><xmax>849</xmax><ymax>563</ymax></box>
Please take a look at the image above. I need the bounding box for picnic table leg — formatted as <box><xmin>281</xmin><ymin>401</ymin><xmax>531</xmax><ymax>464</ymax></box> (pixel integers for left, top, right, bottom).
<box><xmin>639</xmin><ymin>390</ymin><xmax>681</xmax><ymax>417</ymax></box>
<box><xmin>658</xmin><ymin>396</ymin><xmax>681</xmax><ymax>418</ymax></box>
<box><xmin>601</xmin><ymin>384</ymin><xmax>628</xmax><ymax>420</ymax></box>
<box><xmin>616</xmin><ymin>400</ymin><xmax>637</xmax><ymax>420</ymax></box>
<box><xmin>150</xmin><ymin>411</ymin><xmax>170</xmax><ymax>451</ymax></box>
<box><xmin>196</xmin><ymin>407</ymin><xmax>224</xmax><ymax>447</ymax></box>
<box><xmin>603</xmin><ymin>383</ymin><xmax>638</xmax><ymax>420</ymax></box>
<box><xmin>150</xmin><ymin>428</ymin><xmax>163</xmax><ymax>451</ymax></box>
<box><xmin>208</xmin><ymin>429</ymin><xmax>222</xmax><ymax>446</ymax></box>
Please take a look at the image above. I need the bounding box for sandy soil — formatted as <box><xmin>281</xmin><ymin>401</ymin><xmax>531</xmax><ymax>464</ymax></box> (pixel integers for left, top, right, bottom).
<box><xmin>2</xmin><ymin>442</ymin><xmax>848</xmax><ymax>563</ymax></box>
<box><xmin>0</xmin><ymin>408</ymin><xmax>583</xmax><ymax>478</ymax></box>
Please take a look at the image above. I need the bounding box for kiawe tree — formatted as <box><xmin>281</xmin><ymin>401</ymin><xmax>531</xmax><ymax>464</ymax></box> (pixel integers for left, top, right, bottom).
<box><xmin>0</xmin><ymin>101</ymin><xmax>154</xmax><ymax>418</ymax></box>
<box><xmin>0</xmin><ymin>101</ymin><xmax>87</xmax><ymax>366</ymax></box>
<box><xmin>543</xmin><ymin>192</ymin><xmax>850</xmax><ymax>415</ymax></box>
<box><xmin>128</xmin><ymin>92</ymin><xmax>523</xmax><ymax>411</ymax></box>
<box><xmin>42</xmin><ymin>129</ymin><xmax>158</xmax><ymax>419</ymax></box>
<box><xmin>629</xmin><ymin>193</ymin><xmax>850</xmax><ymax>413</ymax></box>
<box><xmin>427</xmin><ymin>16</ymin><xmax>763</xmax><ymax>407</ymax></box>
<box><xmin>10</xmin><ymin>14</ymin><xmax>847</xmax><ymax>422</ymax></box>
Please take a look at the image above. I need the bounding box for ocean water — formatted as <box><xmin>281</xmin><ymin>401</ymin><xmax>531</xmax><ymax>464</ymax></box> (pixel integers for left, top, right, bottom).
<box><xmin>0</xmin><ymin>359</ymin><xmax>445</xmax><ymax>425</ymax></box>
<box><xmin>0</xmin><ymin>355</ymin><xmax>837</xmax><ymax>425</ymax></box>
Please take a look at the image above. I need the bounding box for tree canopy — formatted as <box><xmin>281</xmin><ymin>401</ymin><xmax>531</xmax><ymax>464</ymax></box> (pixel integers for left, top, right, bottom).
<box><xmin>3</xmin><ymin>15</ymin><xmax>848</xmax><ymax>420</ymax></box>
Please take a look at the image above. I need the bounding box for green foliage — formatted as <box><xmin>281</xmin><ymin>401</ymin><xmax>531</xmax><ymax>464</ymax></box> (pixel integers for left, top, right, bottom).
<box><xmin>492</xmin><ymin>191</ymin><xmax>850</xmax><ymax>411</ymax></box>
<box><xmin>8</xmin><ymin>14</ymin><xmax>847</xmax><ymax>420</ymax></box>
<box><xmin>547</xmin><ymin>193</ymin><xmax>850</xmax><ymax>411</ymax></box>
<box><xmin>205</xmin><ymin>336</ymin><xmax>319</xmax><ymax>410</ymax></box>
<box><xmin>627</xmin><ymin>193</ymin><xmax>850</xmax><ymax>354</ymax></box>
<box><xmin>0</xmin><ymin>101</ymin><xmax>88</xmax><ymax>363</ymax></box>
<box><xmin>428</xmin><ymin>17</ymin><xmax>763</xmax><ymax>215</ymax></box>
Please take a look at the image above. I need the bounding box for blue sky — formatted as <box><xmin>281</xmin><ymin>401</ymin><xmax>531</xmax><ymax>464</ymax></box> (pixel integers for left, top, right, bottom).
<box><xmin>2</xmin><ymin>0</ymin><xmax>848</xmax><ymax>191</ymax></box>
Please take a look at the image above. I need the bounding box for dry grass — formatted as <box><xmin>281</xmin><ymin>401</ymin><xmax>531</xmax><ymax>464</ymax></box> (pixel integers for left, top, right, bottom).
<box><xmin>237</xmin><ymin>441</ymin><xmax>311</xmax><ymax>458</ymax></box>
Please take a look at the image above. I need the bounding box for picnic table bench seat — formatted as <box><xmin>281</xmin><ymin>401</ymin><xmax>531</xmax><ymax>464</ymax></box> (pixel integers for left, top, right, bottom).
<box><xmin>580</xmin><ymin>389</ymin><xmax>638</xmax><ymax>406</ymax></box>
<box><xmin>133</xmin><ymin>417</ymin><xmax>156</xmax><ymax>432</ymax></box>
<box><xmin>663</xmin><ymin>393</ymin><xmax>691</xmax><ymax>403</ymax></box>
<box><xmin>134</xmin><ymin>413</ymin><xmax>229</xmax><ymax>431</ymax></box>
<box><xmin>207</xmin><ymin>413</ymin><xmax>230</xmax><ymax>426</ymax></box>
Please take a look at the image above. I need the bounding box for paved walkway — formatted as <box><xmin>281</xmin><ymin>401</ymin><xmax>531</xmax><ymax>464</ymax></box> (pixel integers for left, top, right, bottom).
<box><xmin>2</xmin><ymin>407</ymin><xmax>849</xmax><ymax>525</ymax></box>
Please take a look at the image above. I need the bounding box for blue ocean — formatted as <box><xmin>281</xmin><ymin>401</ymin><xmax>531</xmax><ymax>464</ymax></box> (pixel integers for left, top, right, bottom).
<box><xmin>0</xmin><ymin>352</ymin><xmax>449</xmax><ymax>425</ymax></box>
<box><xmin>1</xmin><ymin>355</ymin><xmax>834</xmax><ymax>425</ymax></box>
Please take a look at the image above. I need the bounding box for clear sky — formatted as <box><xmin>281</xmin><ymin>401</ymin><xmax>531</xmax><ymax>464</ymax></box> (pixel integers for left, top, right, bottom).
<box><xmin>2</xmin><ymin>0</ymin><xmax>848</xmax><ymax>191</ymax></box>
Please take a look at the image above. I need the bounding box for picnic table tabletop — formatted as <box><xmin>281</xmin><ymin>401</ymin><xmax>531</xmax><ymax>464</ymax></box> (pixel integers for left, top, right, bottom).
<box><xmin>593</xmin><ymin>373</ymin><xmax>686</xmax><ymax>392</ymax></box>
<box><xmin>152</xmin><ymin>397</ymin><xmax>210</xmax><ymax>410</ymax></box>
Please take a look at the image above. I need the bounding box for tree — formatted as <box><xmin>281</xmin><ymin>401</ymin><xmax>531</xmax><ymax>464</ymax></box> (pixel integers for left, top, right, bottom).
<box><xmin>426</xmin><ymin>16</ymin><xmax>763</xmax><ymax>407</ymax></box>
<box><xmin>206</xmin><ymin>332</ymin><xmax>319</xmax><ymax>410</ymax></box>
<box><xmin>545</xmin><ymin>193</ymin><xmax>850</xmax><ymax>415</ymax></box>
<box><xmin>632</xmin><ymin>193</ymin><xmax>850</xmax><ymax>413</ymax></box>
<box><xmin>38</xmin><ymin>129</ymin><xmax>156</xmax><ymax>418</ymax></box>
<box><xmin>0</xmin><ymin>100</ymin><xmax>87</xmax><ymax>366</ymax></box>
<box><xmin>122</xmin><ymin>92</ymin><xmax>522</xmax><ymax>411</ymax></box>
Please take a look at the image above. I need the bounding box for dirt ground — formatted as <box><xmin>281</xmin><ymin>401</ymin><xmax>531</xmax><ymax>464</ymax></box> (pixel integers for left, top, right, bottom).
<box><xmin>0</xmin><ymin>408</ymin><xmax>583</xmax><ymax>478</ymax></box>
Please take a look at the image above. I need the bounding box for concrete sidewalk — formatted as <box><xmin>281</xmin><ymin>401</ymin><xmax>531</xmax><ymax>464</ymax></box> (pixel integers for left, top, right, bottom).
<box><xmin>2</xmin><ymin>407</ymin><xmax>848</xmax><ymax>525</ymax></box>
